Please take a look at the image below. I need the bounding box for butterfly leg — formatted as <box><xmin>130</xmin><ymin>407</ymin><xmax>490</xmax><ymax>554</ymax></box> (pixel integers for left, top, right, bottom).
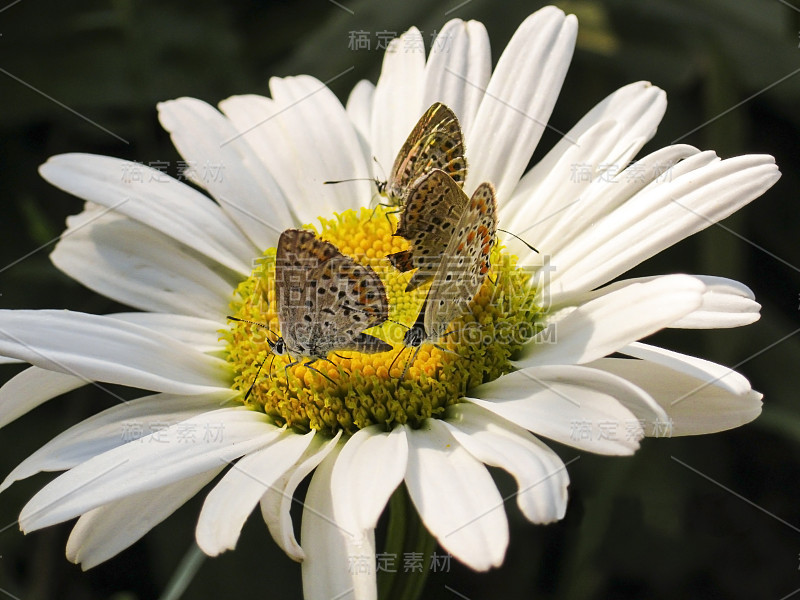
<box><xmin>383</xmin><ymin>206</ymin><xmax>402</xmax><ymax>229</ymax></box>
<box><xmin>368</xmin><ymin>199</ymin><xmax>384</xmax><ymax>222</ymax></box>
<box><xmin>432</xmin><ymin>342</ymin><xmax>466</xmax><ymax>360</ymax></box>
<box><xmin>329</xmin><ymin>354</ymin><xmax>353</xmax><ymax>375</ymax></box>
<box><xmin>367</xmin><ymin>192</ymin><xmax>382</xmax><ymax>221</ymax></box>
<box><xmin>280</xmin><ymin>357</ymin><xmax>334</xmax><ymax>385</ymax></box>
<box><xmin>282</xmin><ymin>356</ymin><xmax>301</xmax><ymax>382</ymax></box>
<box><xmin>302</xmin><ymin>359</ymin><xmax>338</xmax><ymax>384</ymax></box>
<box><xmin>434</xmin><ymin>330</ymin><xmax>468</xmax><ymax>360</ymax></box>
<box><xmin>399</xmin><ymin>345</ymin><xmax>423</xmax><ymax>381</ymax></box>
<box><xmin>388</xmin><ymin>345</ymin><xmax>408</xmax><ymax>378</ymax></box>
<box><xmin>244</xmin><ymin>350</ymin><xmax>273</xmax><ymax>401</ymax></box>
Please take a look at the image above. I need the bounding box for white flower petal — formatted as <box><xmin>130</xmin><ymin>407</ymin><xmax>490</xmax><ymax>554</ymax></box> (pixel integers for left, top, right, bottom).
<box><xmin>466</xmin><ymin>7</ymin><xmax>577</xmax><ymax>202</ymax></box>
<box><xmin>346</xmin><ymin>79</ymin><xmax>375</xmax><ymax>147</ymax></box>
<box><xmin>158</xmin><ymin>97</ymin><xmax>293</xmax><ymax>249</ymax></box>
<box><xmin>444</xmin><ymin>403</ymin><xmax>569</xmax><ymax>523</ymax></box>
<box><xmin>620</xmin><ymin>342</ymin><xmax>753</xmax><ymax>397</ymax></box>
<box><xmin>108</xmin><ymin>313</ymin><xmax>226</xmax><ymax>353</ymax></box>
<box><xmin>500</xmin><ymin>87</ymin><xmax>668</xmax><ymax>260</ymax></box>
<box><xmin>51</xmin><ymin>206</ymin><xmax>234</xmax><ymax>319</ymax></box>
<box><xmin>302</xmin><ymin>443</ymin><xmax>377</xmax><ymax>600</ymax></box>
<box><xmin>66</xmin><ymin>468</ymin><xmax>222</xmax><ymax>570</ymax></box>
<box><xmin>467</xmin><ymin>365</ymin><xmax>650</xmax><ymax>455</ymax></box>
<box><xmin>546</xmin><ymin>154</ymin><xmax>780</xmax><ymax>300</ymax></box>
<box><xmin>196</xmin><ymin>430</ymin><xmax>314</xmax><ymax>556</ymax></box>
<box><xmin>527</xmin><ymin>149</ymin><xmax>720</xmax><ymax>280</ymax></box>
<box><xmin>260</xmin><ymin>431</ymin><xmax>341</xmax><ymax>561</ymax></box>
<box><xmin>591</xmin><ymin>346</ymin><xmax>762</xmax><ymax>435</ymax></box>
<box><xmin>40</xmin><ymin>154</ymin><xmax>254</xmax><ymax>275</ymax></box>
<box><xmin>405</xmin><ymin>419</ymin><xmax>508</xmax><ymax>571</ymax></box>
<box><xmin>268</xmin><ymin>75</ymin><xmax>374</xmax><ymax>214</ymax></box>
<box><xmin>503</xmin><ymin>119</ymin><xmax>621</xmax><ymax>229</ymax></box>
<box><xmin>218</xmin><ymin>94</ymin><xmax>306</xmax><ymax>223</ymax></box>
<box><xmin>517</xmin><ymin>275</ymin><xmax>705</xmax><ymax>368</ymax></box>
<box><xmin>511</xmin><ymin>144</ymin><xmax>700</xmax><ymax>263</ymax></box>
<box><xmin>0</xmin><ymin>310</ymin><xmax>231</xmax><ymax>395</ymax></box>
<box><xmin>220</xmin><ymin>77</ymin><xmax>373</xmax><ymax>223</ymax></box>
<box><xmin>559</xmin><ymin>275</ymin><xmax>760</xmax><ymax>329</ymax></box>
<box><xmin>330</xmin><ymin>424</ymin><xmax>408</xmax><ymax>532</ymax></box>
<box><xmin>663</xmin><ymin>148</ymin><xmax>721</xmax><ymax>178</ymax></box>
<box><xmin>503</xmin><ymin>81</ymin><xmax>667</xmax><ymax>232</ymax></box>
<box><xmin>20</xmin><ymin>407</ymin><xmax>278</xmax><ymax>532</ymax></box>
<box><xmin>422</xmin><ymin>19</ymin><xmax>491</xmax><ymax>137</ymax></box>
<box><xmin>1</xmin><ymin>392</ymin><xmax>231</xmax><ymax>493</ymax></box>
<box><xmin>370</xmin><ymin>28</ymin><xmax>426</xmax><ymax>173</ymax></box>
<box><xmin>0</xmin><ymin>367</ymin><xmax>86</xmax><ymax>429</ymax></box>
<box><xmin>670</xmin><ymin>276</ymin><xmax>760</xmax><ymax>328</ymax></box>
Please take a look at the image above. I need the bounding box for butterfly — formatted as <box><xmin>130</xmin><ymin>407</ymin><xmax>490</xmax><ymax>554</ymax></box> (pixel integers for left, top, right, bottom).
<box><xmin>387</xmin><ymin>169</ymin><xmax>498</xmax><ymax>377</ymax></box>
<box><xmin>379</xmin><ymin>102</ymin><xmax>467</xmax><ymax>206</ymax></box>
<box><xmin>325</xmin><ymin>102</ymin><xmax>467</xmax><ymax>208</ymax></box>
<box><xmin>232</xmin><ymin>229</ymin><xmax>392</xmax><ymax>392</ymax></box>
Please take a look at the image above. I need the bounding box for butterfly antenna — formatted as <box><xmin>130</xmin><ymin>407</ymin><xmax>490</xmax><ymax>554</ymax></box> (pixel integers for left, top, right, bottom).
<box><xmin>323</xmin><ymin>177</ymin><xmax>376</xmax><ymax>186</ymax></box>
<box><xmin>372</xmin><ymin>155</ymin><xmax>388</xmax><ymax>183</ymax></box>
<box><xmin>390</xmin><ymin>319</ymin><xmax>409</xmax><ymax>330</ymax></box>
<box><xmin>497</xmin><ymin>228</ymin><xmax>539</xmax><ymax>254</ymax></box>
<box><xmin>227</xmin><ymin>315</ymin><xmax>280</xmax><ymax>340</ymax></box>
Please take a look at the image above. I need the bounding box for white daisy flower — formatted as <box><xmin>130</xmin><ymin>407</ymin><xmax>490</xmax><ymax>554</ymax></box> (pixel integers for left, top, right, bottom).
<box><xmin>0</xmin><ymin>6</ymin><xmax>779</xmax><ymax>599</ymax></box>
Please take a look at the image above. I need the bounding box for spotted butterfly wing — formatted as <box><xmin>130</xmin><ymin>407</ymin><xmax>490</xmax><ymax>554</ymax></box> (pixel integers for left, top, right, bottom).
<box><xmin>422</xmin><ymin>182</ymin><xmax>497</xmax><ymax>340</ymax></box>
<box><xmin>275</xmin><ymin>229</ymin><xmax>391</xmax><ymax>358</ymax></box>
<box><xmin>309</xmin><ymin>254</ymin><xmax>392</xmax><ymax>354</ymax></box>
<box><xmin>387</xmin><ymin>169</ymin><xmax>468</xmax><ymax>292</ymax></box>
<box><xmin>383</xmin><ymin>102</ymin><xmax>467</xmax><ymax>205</ymax></box>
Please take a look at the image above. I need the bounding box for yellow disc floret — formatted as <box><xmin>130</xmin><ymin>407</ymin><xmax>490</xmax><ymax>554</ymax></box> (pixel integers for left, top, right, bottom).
<box><xmin>223</xmin><ymin>207</ymin><xmax>541</xmax><ymax>436</ymax></box>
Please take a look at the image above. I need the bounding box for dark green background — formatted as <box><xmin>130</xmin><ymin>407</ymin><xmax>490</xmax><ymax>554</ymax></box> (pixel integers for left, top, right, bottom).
<box><xmin>0</xmin><ymin>1</ymin><xmax>799</xmax><ymax>598</ymax></box>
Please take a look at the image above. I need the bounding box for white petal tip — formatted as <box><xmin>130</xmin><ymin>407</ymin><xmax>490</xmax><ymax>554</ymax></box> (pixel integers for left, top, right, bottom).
<box><xmin>286</xmin><ymin>546</ymin><xmax>306</xmax><ymax>563</ymax></box>
<box><xmin>195</xmin><ymin>539</ymin><xmax>228</xmax><ymax>558</ymax></box>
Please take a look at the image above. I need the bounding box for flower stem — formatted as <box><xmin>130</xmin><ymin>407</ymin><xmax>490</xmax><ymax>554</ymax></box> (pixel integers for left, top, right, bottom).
<box><xmin>378</xmin><ymin>486</ymin><xmax>437</xmax><ymax>600</ymax></box>
<box><xmin>159</xmin><ymin>542</ymin><xmax>206</xmax><ymax>600</ymax></box>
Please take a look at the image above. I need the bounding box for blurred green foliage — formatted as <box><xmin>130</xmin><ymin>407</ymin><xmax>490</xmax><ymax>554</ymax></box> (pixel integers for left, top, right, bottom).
<box><xmin>0</xmin><ymin>0</ymin><xmax>799</xmax><ymax>598</ymax></box>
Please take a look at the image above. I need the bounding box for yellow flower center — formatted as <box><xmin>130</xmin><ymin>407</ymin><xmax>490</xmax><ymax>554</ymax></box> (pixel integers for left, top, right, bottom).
<box><xmin>224</xmin><ymin>207</ymin><xmax>541</xmax><ymax>436</ymax></box>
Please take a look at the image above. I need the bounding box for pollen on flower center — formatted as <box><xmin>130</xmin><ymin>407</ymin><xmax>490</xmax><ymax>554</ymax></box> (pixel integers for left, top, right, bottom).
<box><xmin>223</xmin><ymin>207</ymin><xmax>542</xmax><ymax>436</ymax></box>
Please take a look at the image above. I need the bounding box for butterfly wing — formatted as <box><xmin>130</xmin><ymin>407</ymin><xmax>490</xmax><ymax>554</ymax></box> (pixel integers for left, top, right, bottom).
<box><xmin>385</xmin><ymin>103</ymin><xmax>467</xmax><ymax>205</ymax></box>
<box><xmin>275</xmin><ymin>229</ymin><xmax>340</xmax><ymax>357</ymax></box>
<box><xmin>389</xmin><ymin>169</ymin><xmax>468</xmax><ymax>292</ymax></box>
<box><xmin>423</xmin><ymin>182</ymin><xmax>497</xmax><ymax>340</ymax></box>
<box><xmin>308</xmin><ymin>253</ymin><xmax>392</xmax><ymax>354</ymax></box>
